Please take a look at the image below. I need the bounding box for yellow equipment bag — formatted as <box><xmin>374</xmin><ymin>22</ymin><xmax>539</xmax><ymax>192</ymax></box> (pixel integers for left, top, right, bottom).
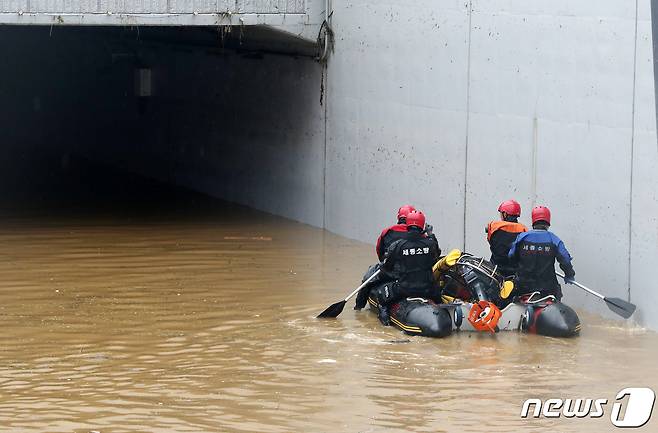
<box><xmin>432</xmin><ymin>249</ymin><xmax>462</xmax><ymax>279</ymax></box>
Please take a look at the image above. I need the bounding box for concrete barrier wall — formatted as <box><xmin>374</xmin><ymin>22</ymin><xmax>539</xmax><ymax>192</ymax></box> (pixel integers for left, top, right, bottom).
<box><xmin>0</xmin><ymin>0</ymin><xmax>307</xmax><ymax>14</ymax></box>
<box><xmin>325</xmin><ymin>0</ymin><xmax>470</xmax><ymax>253</ymax></box>
<box><xmin>0</xmin><ymin>1</ymin><xmax>325</xmax><ymax>42</ymax></box>
<box><xmin>325</xmin><ymin>0</ymin><xmax>658</xmax><ymax>328</ymax></box>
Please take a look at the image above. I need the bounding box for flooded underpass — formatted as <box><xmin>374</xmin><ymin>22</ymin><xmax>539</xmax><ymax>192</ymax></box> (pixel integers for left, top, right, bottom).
<box><xmin>0</xmin><ymin>164</ymin><xmax>656</xmax><ymax>433</ymax></box>
<box><xmin>0</xmin><ymin>0</ymin><xmax>656</xmax><ymax>429</ymax></box>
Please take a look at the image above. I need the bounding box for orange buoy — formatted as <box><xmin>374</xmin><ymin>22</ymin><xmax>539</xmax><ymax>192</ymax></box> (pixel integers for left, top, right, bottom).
<box><xmin>467</xmin><ymin>301</ymin><xmax>502</xmax><ymax>333</ymax></box>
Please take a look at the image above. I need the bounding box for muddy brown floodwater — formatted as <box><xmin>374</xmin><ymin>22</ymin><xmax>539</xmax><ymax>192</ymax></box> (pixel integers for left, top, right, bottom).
<box><xmin>0</xmin><ymin>190</ymin><xmax>656</xmax><ymax>433</ymax></box>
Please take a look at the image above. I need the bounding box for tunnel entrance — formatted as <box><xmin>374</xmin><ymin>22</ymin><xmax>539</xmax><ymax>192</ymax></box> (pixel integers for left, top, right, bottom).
<box><xmin>0</xmin><ymin>25</ymin><xmax>321</xmax><ymax>219</ymax></box>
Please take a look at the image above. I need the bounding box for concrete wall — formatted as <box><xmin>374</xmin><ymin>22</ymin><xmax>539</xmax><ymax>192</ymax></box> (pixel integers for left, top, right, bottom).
<box><xmin>325</xmin><ymin>0</ymin><xmax>658</xmax><ymax>328</ymax></box>
<box><xmin>325</xmin><ymin>0</ymin><xmax>470</xmax><ymax>251</ymax></box>
<box><xmin>0</xmin><ymin>0</ymin><xmax>326</xmax><ymax>42</ymax></box>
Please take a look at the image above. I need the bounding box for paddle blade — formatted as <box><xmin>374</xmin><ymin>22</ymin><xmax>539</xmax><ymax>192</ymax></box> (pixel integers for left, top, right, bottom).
<box><xmin>317</xmin><ymin>300</ymin><xmax>347</xmax><ymax>318</ymax></box>
<box><xmin>605</xmin><ymin>297</ymin><xmax>636</xmax><ymax>319</ymax></box>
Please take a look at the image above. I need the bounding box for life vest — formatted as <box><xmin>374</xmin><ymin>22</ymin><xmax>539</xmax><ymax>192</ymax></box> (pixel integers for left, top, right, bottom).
<box><xmin>486</xmin><ymin>221</ymin><xmax>527</xmax><ymax>241</ymax></box>
<box><xmin>387</xmin><ymin>234</ymin><xmax>439</xmax><ymax>292</ymax></box>
<box><xmin>486</xmin><ymin>221</ymin><xmax>527</xmax><ymax>271</ymax></box>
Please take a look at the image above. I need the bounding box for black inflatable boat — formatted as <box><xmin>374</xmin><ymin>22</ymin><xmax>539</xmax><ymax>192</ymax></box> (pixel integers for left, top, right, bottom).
<box><xmin>361</xmin><ymin>252</ymin><xmax>581</xmax><ymax>338</ymax></box>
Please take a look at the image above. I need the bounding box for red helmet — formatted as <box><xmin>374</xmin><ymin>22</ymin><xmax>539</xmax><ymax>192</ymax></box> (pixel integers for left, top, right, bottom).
<box><xmin>532</xmin><ymin>206</ymin><xmax>551</xmax><ymax>225</ymax></box>
<box><xmin>397</xmin><ymin>205</ymin><xmax>416</xmax><ymax>222</ymax></box>
<box><xmin>406</xmin><ymin>210</ymin><xmax>426</xmax><ymax>229</ymax></box>
<box><xmin>498</xmin><ymin>199</ymin><xmax>521</xmax><ymax>217</ymax></box>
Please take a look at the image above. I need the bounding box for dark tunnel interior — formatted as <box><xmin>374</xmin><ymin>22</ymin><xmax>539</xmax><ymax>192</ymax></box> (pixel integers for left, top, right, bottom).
<box><xmin>0</xmin><ymin>25</ymin><xmax>320</xmax><ymax>220</ymax></box>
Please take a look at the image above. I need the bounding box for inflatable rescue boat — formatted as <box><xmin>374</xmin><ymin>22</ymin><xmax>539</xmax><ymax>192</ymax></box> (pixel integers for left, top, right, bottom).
<box><xmin>362</xmin><ymin>251</ymin><xmax>581</xmax><ymax>338</ymax></box>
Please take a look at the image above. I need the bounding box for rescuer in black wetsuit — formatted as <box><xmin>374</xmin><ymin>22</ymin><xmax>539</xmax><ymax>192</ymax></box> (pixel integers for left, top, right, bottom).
<box><xmin>354</xmin><ymin>205</ymin><xmax>415</xmax><ymax>310</ymax></box>
<box><xmin>376</xmin><ymin>210</ymin><xmax>441</xmax><ymax>326</ymax></box>
<box><xmin>485</xmin><ymin>199</ymin><xmax>527</xmax><ymax>277</ymax></box>
<box><xmin>508</xmin><ymin>206</ymin><xmax>576</xmax><ymax>301</ymax></box>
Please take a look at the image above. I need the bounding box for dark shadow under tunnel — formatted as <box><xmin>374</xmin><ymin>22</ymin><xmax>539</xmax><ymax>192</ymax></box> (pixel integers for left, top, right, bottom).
<box><xmin>0</xmin><ymin>25</ymin><xmax>323</xmax><ymax>222</ymax></box>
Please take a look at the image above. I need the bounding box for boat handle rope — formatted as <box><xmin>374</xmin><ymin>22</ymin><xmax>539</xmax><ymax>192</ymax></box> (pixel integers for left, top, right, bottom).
<box><xmin>406</xmin><ymin>297</ymin><xmax>428</xmax><ymax>303</ymax></box>
<box><xmin>524</xmin><ymin>292</ymin><xmax>556</xmax><ymax>304</ymax></box>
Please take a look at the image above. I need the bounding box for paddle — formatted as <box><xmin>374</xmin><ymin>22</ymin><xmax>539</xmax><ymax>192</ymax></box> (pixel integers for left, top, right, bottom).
<box><xmin>556</xmin><ymin>271</ymin><xmax>636</xmax><ymax>319</ymax></box>
<box><xmin>317</xmin><ymin>269</ymin><xmax>382</xmax><ymax>318</ymax></box>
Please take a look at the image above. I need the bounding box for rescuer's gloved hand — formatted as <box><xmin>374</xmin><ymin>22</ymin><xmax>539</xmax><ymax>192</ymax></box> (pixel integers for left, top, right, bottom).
<box><xmin>564</xmin><ymin>276</ymin><xmax>575</xmax><ymax>285</ymax></box>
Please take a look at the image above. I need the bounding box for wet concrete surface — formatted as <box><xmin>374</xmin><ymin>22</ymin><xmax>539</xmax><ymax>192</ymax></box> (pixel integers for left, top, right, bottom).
<box><xmin>0</xmin><ymin>162</ymin><xmax>656</xmax><ymax>432</ymax></box>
